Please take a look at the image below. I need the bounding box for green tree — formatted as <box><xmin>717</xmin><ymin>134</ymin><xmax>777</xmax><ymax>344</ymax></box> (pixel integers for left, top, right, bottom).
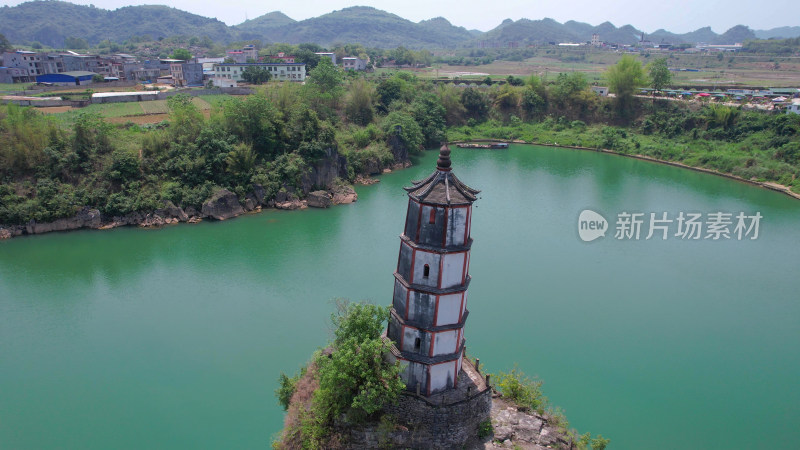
<box><xmin>170</xmin><ymin>48</ymin><xmax>192</xmax><ymax>61</ymax></box>
<box><xmin>0</xmin><ymin>33</ymin><xmax>11</xmax><ymax>53</ymax></box>
<box><xmin>437</xmin><ymin>84</ymin><xmax>467</xmax><ymax>126</ymax></box>
<box><xmin>314</xmin><ymin>300</ymin><xmax>404</xmax><ymax>422</ymax></box>
<box><xmin>225</xmin><ymin>142</ymin><xmax>257</xmax><ymax>182</ymax></box>
<box><xmin>167</xmin><ymin>94</ymin><xmax>203</xmax><ymax>144</ymax></box>
<box><xmin>521</xmin><ymin>87</ymin><xmax>546</xmax><ymax>119</ymax></box>
<box><xmin>461</xmin><ymin>87</ymin><xmax>489</xmax><ymax>122</ymax></box>
<box><xmin>375</xmin><ymin>75</ymin><xmax>412</xmax><ymax>113</ymax></box>
<box><xmin>550</xmin><ymin>72</ymin><xmax>588</xmax><ymax>108</ymax></box>
<box><xmin>240</xmin><ymin>66</ymin><xmax>271</xmax><ymax>85</ymax></box>
<box><xmin>605</xmin><ymin>54</ymin><xmax>647</xmax><ymax>117</ymax></box>
<box><xmin>345</xmin><ymin>78</ymin><xmax>375</xmax><ymax>126</ymax></box>
<box><xmin>91</xmin><ymin>74</ymin><xmax>104</xmax><ymax>83</ymax></box>
<box><xmin>307</xmin><ymin>57</ymin><xmax>344</xmax><ymax>96</ymax></box>
<box><xmin>382</xmin><ymin>111</ymin><xmax>423</xmax><ymax>152</ymax></box>
<box><xmin>295</xmin><ymin>49</ymin><xmax>322</xmax><ymax>71</ymax></box>
<box><xmin>647</xmin><ymin>57</ymin><xmax>672</xmax><ymax>101</ymax></box>
<box><xmin>306</xmin><ymin>57</ymin><xmax>344</xmax><ymax>112</ymax></box>
<box><xmin>221</xmin><ymin>94</ymin><xmax>284</xmax><ymax>158</ymax></box>
<box><xmin>411</xmin><ymin>91</ymin><xmax>447</xmax><ymax>148</ymax></box>
<box><xmin>64</xmin><ymin>36</ymin><xmax>88</xmax><ymax>50</ymax></box>
<box><xmin>494</xmin><ymin>365</ymin><xmax>546</xmax><ymax>413</ymax></box>
<box><xmin>591</xmin><ymin>435</ymin><xmax>611</xmax><ymax>450</ymax></box>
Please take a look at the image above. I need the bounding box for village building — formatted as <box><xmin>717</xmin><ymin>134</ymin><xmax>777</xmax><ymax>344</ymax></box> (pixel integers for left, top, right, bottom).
<box><xmin>226</xmin><ymin>44</ymin><xmax>258</xmax><ymax>63</ymax></box>
<box><xmin>169</xmin><ymin>62</ymin><xmax>204</xmax><ymax>86</ymax></box>
<box><xmin>342</xmin><ymin>56</ymin><xmax>367</xmax><ymax>71</ymax></box>
<box><xmin>121</xmin><ymin>63</ymin><xmax>161</xmax><ymax>82</ymax></box>
<box><xmin>0</xmin><ymin>66</ymin><xmax>31</xmax><ymax>83</ymax></box>
<box><xmin>35</xmin><ymin>71</ymin><xmax>96</xmax><ymax>86</ymax></box>
<box><xmin>314</xmin><ymin>52</ymin><xmax>336</xmax><ymax>65</ymax></box>
<box><xmin>2</xmin><ymin>50</ymin><xmax>44</xmax><ymax>77</ymax></box>
<box><xmin>271</xmin><ymin>52</ymin><xmax>295</xmax><ymax>63</ymax></box>
<box><xmin>211</xmin><ymin>62</ymin><xmax>306</xmax><ymax>86</ymax></box>
<box><xmin>385</xmin><ymin>143</ymin><xmax>480</xmax><ymax>396</ymax></box>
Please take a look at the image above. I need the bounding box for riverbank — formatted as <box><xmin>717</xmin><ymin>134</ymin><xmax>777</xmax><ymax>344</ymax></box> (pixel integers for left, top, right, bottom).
<box><xmin>458</xmin><ymin>139</ymin><xmax>800</xmax><ymax>202</ymax></box>
<box><xmin>3</xmin><ymin>137</ymin><xmax>799</xmax><ymax>241</ymax></box>
<box><xmin>0</xmin><ymin>183</ymin><xmax>359</xmax><ymax>240</ymax></box>
<box><xmin>448</xmin><ymin>115</ymin><xmax>800</xmax><ymax>201</ymax></box>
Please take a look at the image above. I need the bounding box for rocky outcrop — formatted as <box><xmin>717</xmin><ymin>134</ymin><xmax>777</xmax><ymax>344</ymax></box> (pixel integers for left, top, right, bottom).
<box><xmin>363</xmin><ymin>157</ymin><xmax>382</xmax><ymax>175</ymax></box>
<box><xmin>354</xmin><ymin>175</ymin><xmax>380</xmax><ymax>185</ymax></box>
<box><xmin>274</xmin><ymin>190</ymin><xmax>306</xmax><ymax>210</ymax></box>
<box><xmin>307</xmin><ymin>190</ymin><xmax>332</xmax><ymax>208</ymax></box>
<box><xmin>388</xmin><ymin>131</ymin><xmax>410</xmax><ymax>165</ymax></box>
<box><xmin>25</xmin><ymin>207</ymin><xmax>102</xmax><ymax>234</ymax></box>
<box><xmin>201</xmin><ymin>189</ymin><xmax>244</xmax><ymax>220</ymax></box>
<box><xmin>154</xmin><ymin>201</ymin><xmax>188</xmax><ymax>222</ymax></box>
<box><xmin>331</xmin><ymin>184</ymin><xmax>358</xmax><ymax>205</ymax></box>
<box><xmin>301</xmin><ymin>147</ymin><xmax>347</xmax><ymax>194</ymax></box>
<box><xmin>483</xmin><ymin>397</ymin><xmax>573</xmax><ymax>449</ymax></box>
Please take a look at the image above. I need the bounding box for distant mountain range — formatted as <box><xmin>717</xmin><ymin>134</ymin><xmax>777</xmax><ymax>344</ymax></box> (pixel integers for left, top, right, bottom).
<box><xmin>1</xmin><ymin>1</ymin><xmax>798</xmax><ymax>49</ymax></box>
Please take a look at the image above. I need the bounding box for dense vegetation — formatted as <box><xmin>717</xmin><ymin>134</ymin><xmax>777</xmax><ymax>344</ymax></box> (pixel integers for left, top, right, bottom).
<box><xmin>277</xmin><ymin>300</ymin><xmax>404</xmax><ymax>449</ymax></box>
<box><xmin>742</xmin><ymin>37</ymin><xmax>800</xmax><ymax>54</ymax></box>
<box><xmin>2</xmin><ymin>56</ymin><xmax>799</xmax><ymax>227</ymax></box>
<box><xmin>0</xmin><ymin>1</ymin><xmax>235</xmax><ymax>47</ymax></box>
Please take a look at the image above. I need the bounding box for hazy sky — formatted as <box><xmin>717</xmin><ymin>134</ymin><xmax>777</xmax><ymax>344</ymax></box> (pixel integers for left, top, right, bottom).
<box><xmin>3</xmin><ymin>0</ymin><xmax>799</xmax><ymax>33</ymax></box>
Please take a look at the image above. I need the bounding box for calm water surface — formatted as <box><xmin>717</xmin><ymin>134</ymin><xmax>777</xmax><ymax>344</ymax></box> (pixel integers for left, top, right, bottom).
<box><xmin>1</xmin><ymin>145</ymin><xmax>799</xmax><ymax>449</ymax></box>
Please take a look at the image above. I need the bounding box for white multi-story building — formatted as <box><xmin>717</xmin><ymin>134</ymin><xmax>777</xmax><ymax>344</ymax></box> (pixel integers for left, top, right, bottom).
<box><xmin>211</xmin><ymin>62</ymin><xmax>306</xmax><ymax>86</ymax></box>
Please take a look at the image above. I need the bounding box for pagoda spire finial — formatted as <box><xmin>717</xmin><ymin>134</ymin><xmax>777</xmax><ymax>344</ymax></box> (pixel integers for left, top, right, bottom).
<box><xmin>437</xmin><ymin>142</ymin><xmax>452</xmax><ymax>171</ymax></box>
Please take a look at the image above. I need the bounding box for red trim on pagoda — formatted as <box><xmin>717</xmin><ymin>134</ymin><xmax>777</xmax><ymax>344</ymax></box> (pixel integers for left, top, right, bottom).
<box><xmin>415</xmin><ymin>201</ymin><xmax>423</xmax><ymax>242</ymax></box>
<box><xmin>433</xmin><ymin>295</ymin><xmax>440</xmax><ymax>326</ymax></box>
<box><xmin>409</xmin><ymin>248</ymin><xmax>416</xmax><ymax>283</ymax></box>
<box><xmin>458</xmin><ymin>292</ymin><xmax>465</xmax><ymax>322</ymax></box>
<box><xmin>437</xmin><ymin>254</ymin><xmax>444</xmax><ymax>288</ymax></box>
<box><xmin>405</xmin><ymin>289</ymin><xmax>410</xmax><ymax>321</ymax></box>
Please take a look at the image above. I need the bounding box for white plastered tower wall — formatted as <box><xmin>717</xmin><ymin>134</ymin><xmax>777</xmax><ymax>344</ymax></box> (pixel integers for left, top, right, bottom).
<box><xmin>385</xmin><ymin>144</ymin><xmax>480</xmax><ymax>396</ymax></box>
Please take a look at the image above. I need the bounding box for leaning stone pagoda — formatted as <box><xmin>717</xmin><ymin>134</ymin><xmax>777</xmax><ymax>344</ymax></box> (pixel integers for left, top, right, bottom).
<box><xmin>386</xmin><ymin>143</ymin><xmax>480</xmax><ymax>396</ymax></box>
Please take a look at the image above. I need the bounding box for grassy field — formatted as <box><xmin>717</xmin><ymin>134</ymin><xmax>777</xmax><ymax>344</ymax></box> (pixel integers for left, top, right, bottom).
<box><xmin>41</xmin><ymin>96</ymin><xmax>214</xmax><ymax>123</ymax></box>
<box><xmin>423</xmin><ymin>48</ymin><xmax>800</xmax><ymax>87</ymax></box>
<box><xmin>0</xmin><ymin>82</ymin><xmax>34</xmax><ymax>93</ymax></box>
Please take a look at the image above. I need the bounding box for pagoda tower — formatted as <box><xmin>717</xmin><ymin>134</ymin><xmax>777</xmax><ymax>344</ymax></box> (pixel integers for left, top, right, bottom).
<box><xmin>386</xmin><ymin>143</ymin><xmax>480</xmax><ymax>396</ymax></box>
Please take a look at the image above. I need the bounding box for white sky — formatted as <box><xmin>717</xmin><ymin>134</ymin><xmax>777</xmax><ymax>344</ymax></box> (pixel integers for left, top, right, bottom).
<box><xmin>2</xmin><ymin>0</ymin><xmax>799</xmax><ymax>33</ymax></box>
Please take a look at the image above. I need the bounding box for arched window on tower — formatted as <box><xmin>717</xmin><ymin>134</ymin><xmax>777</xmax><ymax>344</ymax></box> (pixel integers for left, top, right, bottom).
<box><xmin>414</xmin><ymin>337</ymin><xmax>421</xmax><ymax>350</ymax></box>
<box><xmin>423</xmin><ymin>264</ymin><xmax>430</xmax><ymax>278</ymax></box>
<box><xmin>429</xmin><ymin>208</ymin><xmax>436</xmax><ymax>224</ymax></box>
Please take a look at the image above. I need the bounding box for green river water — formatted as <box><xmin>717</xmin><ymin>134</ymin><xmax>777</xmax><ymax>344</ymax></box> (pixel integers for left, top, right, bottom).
<box><xmin>1</xmin><ymin>145</ymin><xmax>799</xmax><ymax>449</ymax></box>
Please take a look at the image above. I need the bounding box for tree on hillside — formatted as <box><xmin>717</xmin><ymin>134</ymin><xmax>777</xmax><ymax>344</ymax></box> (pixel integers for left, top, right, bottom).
<box><xmin>241</xmin><ymin>66</ymin><xmax>271</xmax><ymax>85</ymax></box>
<box><xmin>64</xmin><ymin>36</ymin><xmax>88</xmax><ymax>50</ymax></box>
<box><xmin>170</xmin><ymin>48</ymin><xmax>192</xmax><ymax>61</ymax></box>
<box><xmin>550</xmin><ymin>72</ymin><xmax>588</xmax><ymax>108</ymax></box>
<box><xmin>307</xmin><ymin>57</ymin><xmax>344</xmax><ymax>113</ymax></box>
<box><xmin>345</xmin><ymin>78</ymin><xmax>375</xmax><ymax>126</ymax></box>
<box><xmin>461</xmin><ymin>87</ymin><xmax>489</xmax><ymax>122</ymax></box>
<box><xmin>0</xmin><ymin>33</ymin><xmax>11</xmax><ymax>53</ymax></box>
<box><xmin>411</xmin><ymin>91</ymin><xmax>447</xmax><ymax>148</ymax></box>
<box><xmin>295</xmin><ymin>49</ymin><xmax>322</xmax><ymax>71</ymax></box>
<box><xmin>647</xmin><ymin>57</ymin><xmax>672</xmax><ymax>100</ymax></box>
<box><xmin>605</xmin><ymin>54</ymin><xmax>647</xmax><ymax>117</ymax></box>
